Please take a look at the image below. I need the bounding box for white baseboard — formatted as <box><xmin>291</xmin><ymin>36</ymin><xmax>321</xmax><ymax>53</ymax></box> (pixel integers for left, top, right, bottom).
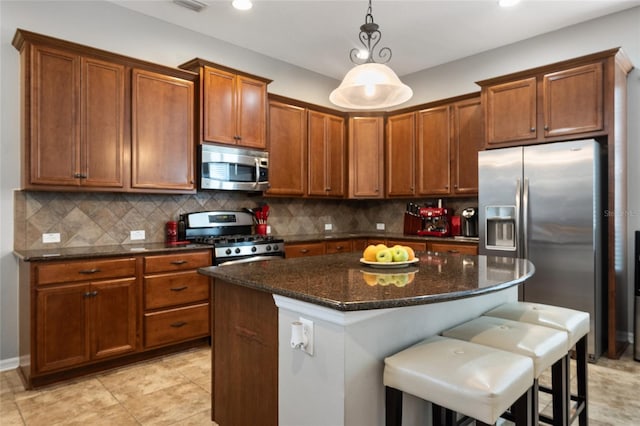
<box><xmin>0</xmin><ymin>356</ymin><xmax>19</xmax><ymax>372</ymax></box>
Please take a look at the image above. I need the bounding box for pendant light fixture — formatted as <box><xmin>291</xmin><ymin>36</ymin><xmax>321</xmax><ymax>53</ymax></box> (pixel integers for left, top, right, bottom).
<box><xmin>330</xmin><ymin>0</ymin><xmax>412</xmax><ymax>110</ymax></box>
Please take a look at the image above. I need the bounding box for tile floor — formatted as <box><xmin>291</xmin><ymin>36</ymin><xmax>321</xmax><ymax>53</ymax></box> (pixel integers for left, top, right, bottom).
<box><xmin>1</xmin><ymin>345</ymin><xmax>638</xmax><ymax>425</ymax></box>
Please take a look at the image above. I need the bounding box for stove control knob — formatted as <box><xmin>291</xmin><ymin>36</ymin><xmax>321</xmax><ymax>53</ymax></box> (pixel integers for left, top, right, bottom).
<box><xmin>235</xmin><ymin>248</ymin><xmax>241</xmax><ymax>254</ymax></box>
<box><xmin>272</xmin><ymin>244</ymin><xmax>279</xmax><ymax>251</ymax></box>
<box><xmin>266</xmin><ymin>245</ymin><xmax>272</xmax><ymax>251</ymax></box>
<box><xmin>251</xmin><ymin>246</ymin><xmax>257</xmax><ymax>252</ymax></box>
<box><xmin>225</xmin><ymin>249</ymin><xmax>232</xmax><ymax>255</ymax></box>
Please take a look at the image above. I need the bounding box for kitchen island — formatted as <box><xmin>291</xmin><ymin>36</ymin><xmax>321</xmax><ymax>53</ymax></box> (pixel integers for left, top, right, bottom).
<box><xmin>199</xmin><ymin>251</ymin><xmax>534</xmax><ymax>426</ymax></box>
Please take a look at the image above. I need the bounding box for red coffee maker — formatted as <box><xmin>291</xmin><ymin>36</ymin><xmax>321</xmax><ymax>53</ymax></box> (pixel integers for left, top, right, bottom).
<box><xmin>417</xmin><ymin>207</ymin><xmax>451</xmax><ymax>237</ymax></box>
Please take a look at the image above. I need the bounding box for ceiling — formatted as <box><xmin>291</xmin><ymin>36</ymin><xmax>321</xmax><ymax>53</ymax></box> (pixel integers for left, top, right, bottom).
<box><xmin>109</xmin><ymin>0</ymin><xmax>640</xmax><ymax>80</ymax></box>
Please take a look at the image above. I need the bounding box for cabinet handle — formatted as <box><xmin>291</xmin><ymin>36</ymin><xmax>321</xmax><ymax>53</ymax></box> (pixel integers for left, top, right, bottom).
<box><xmin>170</xmin><ymin>286</ymin><xmax>188</xmax><ymax>292</ymax></box>
<box><xmin>170</xmin><ymin>321</ymin><xmax>187</xmax><ymax>328</ymax></box>
<box><xmin>79</xmin><ymin>268</ymin><xmax>101</xmax><ymax>274</ymax></box>
<box><xmin>447</xmin><ymin>249</ymin><xmax>460</xmax><ymax>254</ymax></box>
<box><xmin>300</xmin><ymin>249</ymin><xmax>309</xmax><ymax>254</ymax></box>
<box><xmin>325</xmin><ymin>187</ymin><xmax>331</xmax><ymax>191</ymax></box>
<box><xmin>170</xmin><ymin>260</ymin><xmax>188</xmax><ymax>265</ymax></box>
<box><xmin>544</xmin><ymin>125</ymin><xmax>549</xmax><ymax>130</ymax></box>
<box><xmin>83</xmin><ymin>290</ymin><xmax>98</xmax><ymax>298</ymax></box>
<box><xmin>530</xmin><ymin>127</ymin><xmax>536</xmax><ymax>132</ymax></box>
<box><xmin>336</xmin><ymin>246</ymin><xmax>344</xmax><ymax>250</ymax></box>
<box><xmin>73</xmin><ymin>173</ymin><xmax>87</xmax><ymax>178</ymax></box>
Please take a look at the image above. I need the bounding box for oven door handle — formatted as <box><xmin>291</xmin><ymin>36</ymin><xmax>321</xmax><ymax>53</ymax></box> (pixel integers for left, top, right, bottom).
<box><xmin>216</xmin><ymin>255</ymin><xmax>283</xmax><ymax>267</ymax></box>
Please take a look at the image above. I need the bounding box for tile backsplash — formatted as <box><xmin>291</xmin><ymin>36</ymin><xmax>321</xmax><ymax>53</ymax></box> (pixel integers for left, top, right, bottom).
<box><xmin>14</xmin><ymin>190</ymin><xmax>477</xmax><ymax>250</ymax></box>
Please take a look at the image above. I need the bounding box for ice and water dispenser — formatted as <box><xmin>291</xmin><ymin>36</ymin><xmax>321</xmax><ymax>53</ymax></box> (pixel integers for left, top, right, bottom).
<box><xmin>484</xmin><ymin>206</ymin><xmax>517</xmax><ymax>251</ymax></box>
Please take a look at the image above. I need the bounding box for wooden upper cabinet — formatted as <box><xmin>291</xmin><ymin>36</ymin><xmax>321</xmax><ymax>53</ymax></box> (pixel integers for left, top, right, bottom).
<box><xmin>386</xmin><ymin>112</ymin><xmax>416</xmax><ymax>197</ymax></box>
<box><xmin>543</xmin><ymin>63</ymin><xmax>603</xmax><ymax>138</ymax></box>
<box><xmin>451</xmin><ymin>97</ymin><xmax>483</xmax><ymax>195</ymax></box>
<box><xmin>308</xmin><ymin>110</ymin><xmax>345</xmax><ymax>197</ymax></box>
<box><xmin>267</xmin><ymin>100</ymin><xmax>307</xmax><ymax>196</ymax></box>
<box><xmin>26</xmin><ymin>45</ymin><xmax>125</xmax><ymax>189</ymax></box>
<box><xmin>348</xmin><ymin>116</ymin><xmax>385</xmax><ymax>199</ymax></box>
<box><xmin>484</xmin><ymin>77</ymin><xmax>537</xmax><ymax>145</ymax></box>
<box><xmin>196</xmin><ymin>64</ymin><xmax>269</xmax><ymax>148</ymax></box>
<box><xmin>416</xmin><ymin>105</ymin><xmax>451</xmax><ymax>196</ymax></box>
<box><xmin>131</xmin><ymin>69</ymin><xmax>195</xmax><ymax>192</ymax></box>
<box><xmin>480</xmin><ymin>57</ymin><xmax>606</xmax><ymax>148</ymax></box>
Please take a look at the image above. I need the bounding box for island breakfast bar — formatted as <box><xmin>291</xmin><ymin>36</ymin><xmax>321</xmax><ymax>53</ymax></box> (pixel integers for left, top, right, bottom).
<box><xmin>198</xmin><ymin>251</ymin><xmax>534</xmax><ymax>426</ymax></box>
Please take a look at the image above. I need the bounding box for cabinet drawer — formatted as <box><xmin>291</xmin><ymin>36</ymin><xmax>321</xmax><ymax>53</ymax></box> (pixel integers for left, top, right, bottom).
<box><xmin>387</xmin><ymin>240</ymin><xmax>427</xmax><ymax>252</ymax></box>
<box><xmin>430</xmin><ymin>242</ymin><xmax>478</xmax><ymax>255</ymax></box>
<box><xmin>285</xmin><ymin>242</ymin><xmax>325</xmax><ymax>258</ymax></box>
<box><xmin>36</xmin><ymin>258</ymin><xmax>136</xmax><ymax>285</ymax></box>
<box><xmin>144</xmin><ymin>303</ymin><xmax>210</xmax><ymax>348</ymax></box>
<box><xmin>325</xmin><ymin>240</ymin><xmax>352</xmax><ymax>254</ymax></box>
<box><xmin>144</xmin><ymin>251</ymin><xmax>211</xmax><ymax>274</ymax></box>
<box><xmin>144</xmin><ymin>271</ymin><xmax>210</xmax><ymax>310</ymax></box>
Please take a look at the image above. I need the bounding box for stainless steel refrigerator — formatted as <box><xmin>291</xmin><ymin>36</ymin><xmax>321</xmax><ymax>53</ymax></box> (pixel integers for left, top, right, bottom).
<box><xmin>478</xmin><ymin>139</ymin><xmax>604</xmax><ymax>360</ymax></box>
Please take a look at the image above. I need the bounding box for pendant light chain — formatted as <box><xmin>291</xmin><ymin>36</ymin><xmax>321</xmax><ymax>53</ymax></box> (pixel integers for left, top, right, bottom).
<box><xmin>349</xmin><ymin>0</ymin><xmax>392</xmax><ymax>65</ymax></box>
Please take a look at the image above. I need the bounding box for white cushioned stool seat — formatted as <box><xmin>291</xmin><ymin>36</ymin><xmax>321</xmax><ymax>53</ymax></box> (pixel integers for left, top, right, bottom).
<box><xmin>442</xmin><ymin>315</ymin><xmax>568</xmax><ymax>378</ymax></box>
<box><xmin>384</xmin><ymin>335</ymin><xmax>534</xmax><ymax>425</ymax></box>
<box><xmin>484</xmin><ymin>301</ymin><xmax>590</xmax><ymax>350</ymax></box>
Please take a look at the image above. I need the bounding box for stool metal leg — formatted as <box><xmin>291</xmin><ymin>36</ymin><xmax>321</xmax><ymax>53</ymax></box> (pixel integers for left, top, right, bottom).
<box><xmin>575</xmin><ymin>335</ymin><xmax>588</xmax><ymax>426</ymax></box>
<box><xmin>511</xmin><ymin>387</ymin><xmax>533</xmax><ymax>426</ymax></box>
<box><xmin>551</xmin><ymin>356</ymin><xmax>569</xmax><ymax>426</ymax></box>
<box><xmin>385</xmin><ymin>386</ymin><xmax>403</xmax><ymax>426</ymax></box>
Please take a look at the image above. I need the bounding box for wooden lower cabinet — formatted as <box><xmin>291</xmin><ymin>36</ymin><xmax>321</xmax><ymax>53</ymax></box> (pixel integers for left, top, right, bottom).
<box><xmin>325</xmin><ymin>239</ymin><xmax>352</xmax><ymax>254</ymax></box>
<box><xmin>386</xmin><ymin>239</ymin><xmax>428</xmax><ymax>253</ymax></box>
<box><xmin>19</xmin><ymin>249</ymin><xmax>212</xmax><ymax>388</ymax></box>
<box><xmin>213</xmin><ymin>279</ymin><xmax>278</xmax><ymax>426</ymax></box>
<box><xmin>285</xmin><ymin>242</ymin><xmax>325</xmax><ymax>258</ymax></box>
<box><xmin>429</xmin><ymin>242</ymin><xmax>478</xmax><ymax>255</ymax></box>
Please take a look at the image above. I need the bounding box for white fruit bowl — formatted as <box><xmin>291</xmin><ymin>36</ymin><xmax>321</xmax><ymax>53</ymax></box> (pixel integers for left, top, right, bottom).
<box><xmin>359</xmin><ymin>258</ymin><xmax>419</xmax><ymax>268</ymax></box>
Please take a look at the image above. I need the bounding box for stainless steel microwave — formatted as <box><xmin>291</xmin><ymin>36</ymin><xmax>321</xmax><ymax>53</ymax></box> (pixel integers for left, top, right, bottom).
<box><xmin>200</xmin><ymin>144</ymin><xmax>269</xmax><ymax>192</ymax></box>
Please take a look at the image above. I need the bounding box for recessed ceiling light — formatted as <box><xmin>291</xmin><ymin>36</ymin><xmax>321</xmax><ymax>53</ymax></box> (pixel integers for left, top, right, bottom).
<box><xmin>498</xmin><ymin>0</ymin><xmax>521</xmax><ymax>7</ymax></box>
<box><xmin>232</xmin><ymin>0</ymin><xmax>253</xmax><ymax>11</ymax></box>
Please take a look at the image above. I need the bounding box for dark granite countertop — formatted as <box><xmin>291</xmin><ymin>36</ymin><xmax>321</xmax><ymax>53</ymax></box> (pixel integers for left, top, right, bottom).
<box><xmin>282</xmin><ymin>232</ymin><xmax>479</xmax><ymax>244</ymax></box>
<box><xmin>198</xmin><ymin>251</ymin><xmax>533</xmax><ymax>311</ymax></box>
<box><xmin>14</xmin><ymin>242</ymin><xmax>212</xmax><ymax>261</ymax></box>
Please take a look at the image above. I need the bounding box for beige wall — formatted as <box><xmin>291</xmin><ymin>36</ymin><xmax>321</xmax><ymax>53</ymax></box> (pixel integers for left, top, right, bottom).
<box><xmin>1</xmin><ymin>1</ymin><xmax>638</xmax><ymax>365</ymax></box>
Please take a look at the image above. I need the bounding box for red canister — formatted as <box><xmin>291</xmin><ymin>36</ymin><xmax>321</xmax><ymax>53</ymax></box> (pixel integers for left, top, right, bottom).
<box><xmin>166</xmin><ymin>221</ymin><xmax>178</xmax><ymax>243</ymax></box>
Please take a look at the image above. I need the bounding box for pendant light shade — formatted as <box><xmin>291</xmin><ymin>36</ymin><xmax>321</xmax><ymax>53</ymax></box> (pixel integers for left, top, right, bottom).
<box><xmin>330</xmin><ymin>0</ymin><xmax>412</xmax><ymax>110</ymax></box>
<box><xmin>329</xmin><ymin>63</ymin><xmax>412</xmax><ymax>110</ymax></box>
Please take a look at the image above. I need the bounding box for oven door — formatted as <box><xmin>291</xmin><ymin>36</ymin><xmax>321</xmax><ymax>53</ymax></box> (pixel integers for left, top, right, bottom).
<box><xmin>215</xmin><ymin>254</ymin><xmax>284</xmax><ymax>267</ymax></box>
<box><xmin>201</xmin><ymin>144</ymin><xmax>269</xmax><ymax>191</ymax></box>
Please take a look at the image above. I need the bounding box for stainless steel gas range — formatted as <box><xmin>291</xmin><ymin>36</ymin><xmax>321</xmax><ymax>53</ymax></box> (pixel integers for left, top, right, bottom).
<box><xmin>179</xmin><ymin>210</ymin><xmax>284</xmax><ymax>266</ymax></box>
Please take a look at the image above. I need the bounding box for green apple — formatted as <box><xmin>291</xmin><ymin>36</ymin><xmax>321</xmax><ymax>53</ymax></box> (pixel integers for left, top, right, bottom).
<box><xmin>376</xmin><ymin>275</ymin><xmax>392</xmax><ymax>286</ymax></box>
<box><xmin>375</xmin><ymin>248</ymin><xmax>393</xmax><ymax>262</ymax></box>
<box><xmin>391</xmin><ymin>247</ymin><xmax>409</xmax><ymax>262</ymax></box>
<box><xmin>392</xmin><ymin>274</ymin><xmax>410</xmax><ymax>287</ymax></box>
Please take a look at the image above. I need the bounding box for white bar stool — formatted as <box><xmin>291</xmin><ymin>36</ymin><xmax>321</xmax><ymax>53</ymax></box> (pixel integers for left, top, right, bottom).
<box><xmin>383</xmin><ymin>335</ymin><xmax>534</xmax><ymax>426</ymax></box>
<box><xmin>442</xmin><ymin>316</ymin><xmax>568</xmax><ymax>425</ymax></box>
<box><xmin>484</xmin><ymin>302</ymin><xmax>589</xmax><ymax>426</ymax></box>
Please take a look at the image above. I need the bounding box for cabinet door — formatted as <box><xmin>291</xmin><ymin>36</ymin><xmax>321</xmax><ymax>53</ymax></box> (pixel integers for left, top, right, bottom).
<box><xmin>417</xmin><ymin>106</ymin><xmax>450</xmax><ymax>196</ymax></box>
<box><xmin>29</xmin><ymin>45</ymin><xmax>80</xmax><ymax>186</ymax></box>
<box><xmin>202</xmin><ymin>66</ymin><xmax>236</xmax><ymax>144</ymax></box>
<box><xmin>485</xmin><ymin>77</ymin><xmax>537</xmax><ymax>145</ymax></box>
<box><xmin>348</xmin><ymin>117</ymin><xmax>384</xmax><ymax>198</ymax></box>
<box><xmin>429</xmin><ymin>242</ymin><xmax>478</xmax><ymax>255</ymax></box>
<box><xmin>308</xmin><ymin>111</ymin><xmax>345</xmax><ymax>197</ymax></box>
<box><xmin>236</xmin><ymin>75</ymin><xmax>267</xmax><ymax>148</ymax></box>
<box><xmin>386</xmin><ymin>239</ymin><xmax>427</xmax><ymax>253</ymax></box>
<box><xmin>36</xmin><ymin>283</ymin><xmax>89</xmax><ymax>372</ymax></box>
<box><xmin>386</xmin><ymin>112</ymin><xmax>416</xmax><ymax>197</ymax></box>
<box><xmin>90</xmin><ymin>277</ymin><xmax>137</xmax><ymax>359</ymax></box>
<box><xmin>285</xmin><ymin>242</ymin><xmax>325</xmax><ymax>258</ymax></box>
<box><xmin>325</xmin><ymin>240</ymin><xmax>352</xmax><ymax>254</ymax></box>
<box><xmin>267</xmin><ymin>101</ymin><xmax>307</xmax><ymax>196</ymax></box>
<box><xmin>131</xmin><ymin>69</ymin><xmax>195</xmax><ymax>191</ymax></box>
<box><xmin>543</xmin><ymin>63</ymin><xmax>603</xmax><ymax>138</ymax></box>
<box><xmin>82</xmin><ymin>57</ymin><xmax>126</xmax><ymax>188</ymax></box>
<box><xmin>452</xmin><ymin>97</ymin><xmax>482</xmax><ymax>195</ymax></box>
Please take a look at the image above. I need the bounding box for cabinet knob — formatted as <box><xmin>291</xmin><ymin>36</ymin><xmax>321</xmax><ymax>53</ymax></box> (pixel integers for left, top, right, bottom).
<box><xmin>530</xmin><ymin>127</ymin><xmax>536</xmax><ymax>132</ymax></box>
<box><xmin>544</xmin><ymin>125</ymin><xmax>549</xmax><ymax>130</ymax></box>
<box><xmin>73</xmin><ymin>173</ymin><xmax>87</xmax><ymax>179</ymax></box>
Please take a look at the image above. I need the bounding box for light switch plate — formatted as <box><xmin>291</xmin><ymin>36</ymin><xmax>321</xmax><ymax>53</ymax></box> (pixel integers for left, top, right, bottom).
<box><xmin>42</xmin><ymin>233</ymin><xmax>60</xmax><ymax>243</ymax></box>
<box><xmin>376</xmin><ymin>223</ymin><xmax>385</xmax><ymax>231</ymax></box>
<box><xmin>324</xmin><ymin>223</ymin><xmax>333</xmax><ymax>231</ymax></box>
<box><xmin>130</xmin><ymin>230</ymin><xmax>146</xmax><ymax>241</ymax></box>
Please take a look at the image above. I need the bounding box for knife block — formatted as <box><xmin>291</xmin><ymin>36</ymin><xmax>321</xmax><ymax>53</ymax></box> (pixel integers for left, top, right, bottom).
<box><xmin>403</xmin><ymin>213</ymin><xmax>422</xmax><ymax>235</ymax></box>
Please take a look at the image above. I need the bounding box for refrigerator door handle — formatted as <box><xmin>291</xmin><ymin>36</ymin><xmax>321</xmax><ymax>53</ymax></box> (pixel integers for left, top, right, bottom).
<box><xmin>515</xmin><ymin>178</ymin><xmax>521</xmax><ymax>258</ymax></box>
<box><xmin>523</xmin><ymin>178</ymin><xmax>530</xmax><ymax>259</ymax></box>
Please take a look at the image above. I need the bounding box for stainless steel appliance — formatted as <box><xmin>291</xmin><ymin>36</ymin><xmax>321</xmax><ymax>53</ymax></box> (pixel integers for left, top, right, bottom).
<box><xmin>479</xmin><ymin>139</ymin><xmax>603</xmax><ymax>360</ymax></box>
<box><xmin>180</xmin><ymin>210</ymin><xmax>284</xmax><ymax>266</ymax></box>
<box><xmin>461</xmin><ymin>207</ymin><xmax>478</xmax><ymax>237</ymax></box>
<box><xmin>200</xmin><ymin>144</ymin><xmax>269</xmax><ymax>191</ymax></box>
<box><xmin>635</xmin><ymin>230</ymin><xmax>639</xmax><ymax>361</ymax></box>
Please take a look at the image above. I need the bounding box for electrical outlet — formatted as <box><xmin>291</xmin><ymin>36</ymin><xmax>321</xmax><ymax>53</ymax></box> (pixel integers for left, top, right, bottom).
<box><xmin>299</xmin><ymin>317</ymin><xmax>314</xmax><ymax>356</ymax></box>
<box><xmin>376</xmin><ymin>223</ymin><xmax>385</xmax><ymax>231</ymax></box>
<box><xmin>42</xmin><ymin>233</ymin><xmax>60</xmax><ymax>243</ymax></box>
<box><xmin>324</xmin><ymin>223</ymin><xmax>333</xmax><ymax>231</ymax></box>
<box><xmin>130</xmin><ymin>230</ymin><xmax>146</xmax><ymax>241</ymax></box>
